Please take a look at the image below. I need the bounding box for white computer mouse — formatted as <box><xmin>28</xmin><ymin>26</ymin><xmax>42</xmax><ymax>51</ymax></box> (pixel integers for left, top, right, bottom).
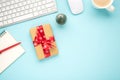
<box><xmin>68</xmin><ymin>0</ymin><xmax>84</xmax><ymax>14</ymax></box>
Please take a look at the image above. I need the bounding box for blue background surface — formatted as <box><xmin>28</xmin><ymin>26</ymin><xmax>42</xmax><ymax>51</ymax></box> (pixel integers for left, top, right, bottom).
<box><xmin>0</xmin><ymin>0</ymin><xmax>120</xmax><ymax>80</ymax></box>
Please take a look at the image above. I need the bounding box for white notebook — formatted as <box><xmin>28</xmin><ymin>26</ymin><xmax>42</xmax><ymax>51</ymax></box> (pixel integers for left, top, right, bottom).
<box><xmin>0</xmin><ymin>31</ymin><xmax>25</xmax><ymax>74</ymax></box>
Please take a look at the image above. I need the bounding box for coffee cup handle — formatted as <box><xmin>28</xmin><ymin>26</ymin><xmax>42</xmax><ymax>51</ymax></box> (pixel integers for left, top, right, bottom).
<box><xmin>106</xmin><ymin>5</ymin><xmax>115</xmax><ymax>12</ymax></box>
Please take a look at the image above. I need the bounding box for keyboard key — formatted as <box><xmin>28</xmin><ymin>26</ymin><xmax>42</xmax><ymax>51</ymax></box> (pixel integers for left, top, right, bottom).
<box><xmin>0</xmin><ymin>4</ymin><xmax>2</xmax><ymax>7</ymax></box>
<box><xmin>33</xmin><ymin>12</ymin><xmax>39</xmax><ymax>16</ymax></box>
<box><xmin>46</xmin><ymin>2</ymin><xmax>55</xmax><ymax>8</ymax></box>
<box><xmin>16</xmin><ymin>13</ymin><xmax>20</xmax><ymax>17</ymax></box>
<box><xmin>0</xmin><ymin>13</ymin><xmax>3</xmax><ymax>17</ymax></box>
<box><xmin>10</xmin><ymin>5</ymin><xmax>14</xmax><ymax>9</ymax></box>
<box><xmin>11</xmin><ymin>0</ymin><xmax>15</xmax><ymax>4</ymax></box>
<box><xmin>21</xmin><ymin>7</ymin><xmax>25</xmax><ymax>11</ymax></box>
<box><xmin>6</xmin><ymin>2</ymin><xmax>10</xmax><ymax>5</ymax></box>
<box><xmin>42</xmin><ymin>1</ymin><xmax>46</xmax><ymax>4</ymax></box>
<box><xmin>17</xmin><ymin>8</ymin><xmax>21</xmax><ymax>11</ymax></box>
<box><xmin>47</xmin><ymin>0</ymin><xmax>53</xmax><ymax>3</ymax></box>
<box><xmin>3</xmin><ymin>21</ymin><xmax>8</xmax><ymax>25</ymax></box>
<box><xmin>3</xmin><ymin>3</ymin><xmax>6</xmax><ymax>7</ymax></box>
<box><xmin>4</xmin><ymin>11</ymin><xmax>8</xmax><ymax>16</ymax></box>
<box><xmin>15</xmin><ymin>0</ymin><xmax>19</xmax><ymax>3</ymax></box>
<box><xmin>13</xmin><ymin>9</ymin><xmax>16</xmax><ymax>13</ymax></box>
<box><xmin>12</xmin><ymin>14</ymin><xmax>15</xmax><ymax>18</ymax></box>
<box><xmin>42</xmin><ymin>9</ymin><xmax>48</xmax><ymax>14</ymax></box>
<box><xmin>33</xmin><ymin>8</ymin><xmax>37</xmax><ymax>11</ymax></box>
<box><xmin>37</xmin><ymin>7</ymin><xmax>41</xmax><ymax>10</ymax></box>
<box><xmin>27</xmin><ymin>0</ymin><xmax>31</xmax><ymax>4</ymax></box>
<box><xmin>7</xmin><ymin>19</ymin><xmax>13</xmax><ymax>24</ymax></box>
<box><xmin>13</xmin><ymin>13</ymin><xmax>33</xmax><ymax>22</ymax></box>
<box><xmin>8</xmin><ymin>10</ymin><xmax>12</xmax><ymax>14</ymax></box>
<box><xmin>38</xmin><ymin>2</ymin><xmax>42</xmax><ymax>5</ymax></box>
<box><xmin>30</xmin><ymin>4</ymin><xmax>33</xmax><ymax>8</ymax></box>
<box><xmin>2</xmin><ymin>8</ymin><xmax>5</xmax><ymax>11</ymax></box>
<box><xmin>3</xmin><ymin>16</ymin><xmax>7</xmax><ymax>20</ymax></box>
<box><xmin>39</xmin><ymin>11</ymin><xmax>42</xmax><ymax>14</ymax></box>
<box><xmin>14</xmin><ymin>4</ymin><xmax>18</xmax><ymax>8</ymax></box>
<box><xmin>0</xmin><ymin>22</ymin><xmax>3</xmax><ymax>26</ymax></box>
<box><xmin>19</xmin><ymin>3</ymin><xmax>22</xmax><ymax>6</ymax></box>
<box><xmin>23</xmin><ymin>2</ymin><xmax>27</xmax><ymax>5</ymax></box>
<box><xmin>0</xmin><ymin>18</ymin><xmax>2</xmax><ymax>21</ymax></box>
<box><xmin>41</xmin><ymin>6</ymin><xmax>45</xmax><ymax>9</ymax></box>
<box><xmin>6</xmin><ymin>6</ymin><xmax>10</xmax><ymax>10</ymax></box>
<box><xmin>7</xmin><ymin>15</ymin><xmax>12</xmax><ymax>19</ymax></box>
<box><xmin>34</xmin><ymin>3</ymin><xmax>38</xmax><ymax>7</ymax></box>
<box><xmin>20</xmin><ymin>11</ymin><xmax>24</xmax><ymax>15</ymax></box>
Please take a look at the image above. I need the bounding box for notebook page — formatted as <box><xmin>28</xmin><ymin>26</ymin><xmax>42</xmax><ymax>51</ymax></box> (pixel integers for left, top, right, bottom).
<box><xmin>0</xmin><ymin>31</ymin><xmax>25</xmax><ymax>74</ymax></box>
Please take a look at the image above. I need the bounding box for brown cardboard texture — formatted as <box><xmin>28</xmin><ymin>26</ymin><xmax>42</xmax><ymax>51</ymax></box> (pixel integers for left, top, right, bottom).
<box><xmin>30</xmin><ymin>24</ymin><xmax>58</xmax><ymax>60</ymax></box>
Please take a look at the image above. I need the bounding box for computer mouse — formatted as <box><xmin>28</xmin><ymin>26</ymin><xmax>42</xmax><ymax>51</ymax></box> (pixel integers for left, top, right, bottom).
<box><xmin>68</xmin><ymin>0</ymin><xmax>84</xmax><ymax>14</ymax></box>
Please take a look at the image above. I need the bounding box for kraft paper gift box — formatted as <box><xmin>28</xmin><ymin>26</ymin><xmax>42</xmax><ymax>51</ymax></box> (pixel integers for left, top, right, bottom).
<box><xmin>30</xmin><ymin>24</ymin><xmax>58</xmax><ymax>60</ymax></box>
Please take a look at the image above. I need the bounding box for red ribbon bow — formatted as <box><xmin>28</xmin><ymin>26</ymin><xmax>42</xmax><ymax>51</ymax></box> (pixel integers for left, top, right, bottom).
<box><xmin>33</xmin><ymin>25</ymin><xmax>55</xmax><ymax>58</ymax></box>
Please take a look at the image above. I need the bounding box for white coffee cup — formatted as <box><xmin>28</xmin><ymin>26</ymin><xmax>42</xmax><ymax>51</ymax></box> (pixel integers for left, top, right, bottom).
<box><xmin>92</xmin><ymin>0</ymin><xmax>115</xmax><ymax>12</ymax></box>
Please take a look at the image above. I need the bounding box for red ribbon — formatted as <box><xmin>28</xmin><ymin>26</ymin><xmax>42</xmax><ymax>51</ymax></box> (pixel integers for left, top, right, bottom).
<box><xmin>33</xmin><ymin>25</ymin><xmax>55</xmax><ymax>58</ymax></box>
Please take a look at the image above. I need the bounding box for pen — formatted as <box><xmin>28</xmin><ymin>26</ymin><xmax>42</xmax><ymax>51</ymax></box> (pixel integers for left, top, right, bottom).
<box><xmin>0</xmin><ymin>42</ymin><xmax>21</xmax><ymax>54</ymax></box>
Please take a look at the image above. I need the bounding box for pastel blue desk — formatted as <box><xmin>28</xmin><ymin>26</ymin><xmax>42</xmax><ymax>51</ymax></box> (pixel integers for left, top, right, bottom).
<box><xmin>0</xmin><ymin>0</ymin><xmax>120</xmax><ymax>80</ymax></box>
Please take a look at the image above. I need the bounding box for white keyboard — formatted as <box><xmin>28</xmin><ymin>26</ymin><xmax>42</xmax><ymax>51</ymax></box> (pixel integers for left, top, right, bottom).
<box><xmin>0</xmin><ymin>0</ymin><xmax>58</xmax><ymax>28</ymax></box>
